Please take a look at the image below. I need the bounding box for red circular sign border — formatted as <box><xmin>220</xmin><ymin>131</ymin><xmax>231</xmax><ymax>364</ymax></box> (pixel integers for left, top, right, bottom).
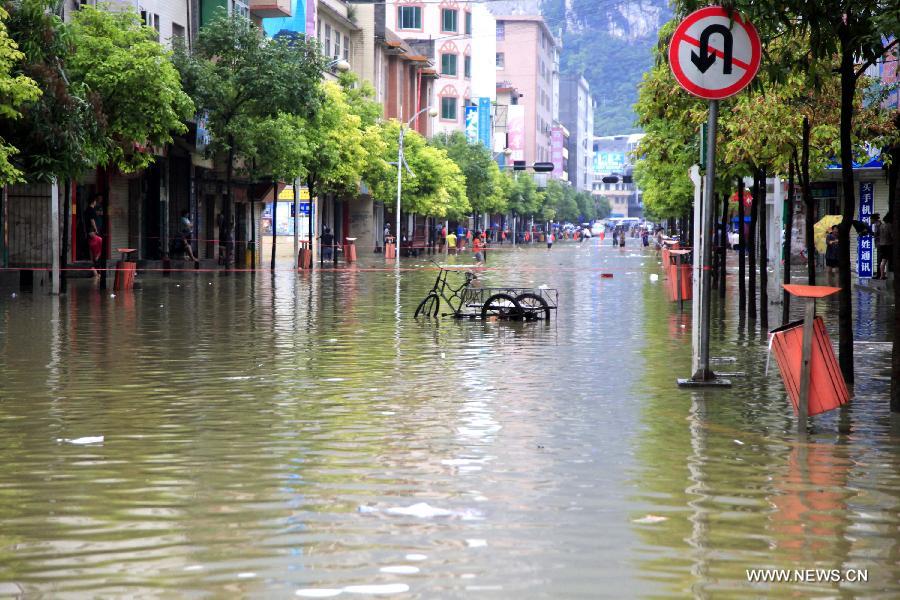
<box><xmin>668</xmin><ymin>6</ymin><xmax>761</xmax><ymax>100</ymax></box>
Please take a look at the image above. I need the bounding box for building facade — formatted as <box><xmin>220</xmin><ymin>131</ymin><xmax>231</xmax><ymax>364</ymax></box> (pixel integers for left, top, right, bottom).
<box><xmin>384</xmin><ymin>0</ymin><xmax>476</xmax><ymax>135</ymax></box>
<box><xmin>558</xmin><ymin>75</ymin><xmax>594</xmax><ymax>192</ymax></box>
<box><xmin>492</xmin><ymin>14</ymin><xmax>559</xmax><ymax>167</ymax></box>
<box><xmin>592</xmin><ymin>134</ymin><xmax>644</xmax><ymax>219</ymax></box>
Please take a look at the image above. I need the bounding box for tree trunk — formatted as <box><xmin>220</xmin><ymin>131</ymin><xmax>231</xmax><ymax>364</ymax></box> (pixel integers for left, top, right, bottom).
<box><xmin>837</xmin><ymin>43</ymin><xmax>856</xmax><ymax>384</ymax></box>
<box><xmin>800</xmin><ymin>117</ymin><xmax>815</xmax><ymax>285</ymax></box>
<box><xmin>720</xmin><ymin>191</ymin><xmax>727</xmax><ymax>298</ymax></box>
<box><xmin>738</xmin><ymin>177</ymin><xmax>746</xmax><ymax>317</ymax></box>
<box><xmin>759</xmin><ymin>167</ymin><xmax>769</xmax><ymax>330</ymax></box>
<box><xmin>307</xmin><ymin>175</ymin><xmax>317</xmax><ymax>266</ymax></box>
<box><xmin>225</xmin><ymin>140</ymin><xmax>235</xmax><ymax>268</ymax></box>
<box><xmin>890</xmin><ymin>133</ymin><xmax>900</xmax><ymax>412</ymax></box>
<box><xmin>270</xmin><ymin>181</ymin><xmax>277</xmax><ymax>271</ymax></box>
<box><xmin>783</xmin><ymin>158</ymin><xmax>795</xmax><ymax>325</ymax></box>
<box><xmin>61</xmin><ymin>179</ymin><xmax>70</xmax><ymax>294</ymax></box>
<box><xmin>749</xmin><ymin>172</ymin><xmax>758</xmax><ymax>321</ymax></box>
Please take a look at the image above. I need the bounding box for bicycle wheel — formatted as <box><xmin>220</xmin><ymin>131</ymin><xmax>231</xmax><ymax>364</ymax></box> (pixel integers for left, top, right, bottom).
<box><xmin>515</xmin><ymin>292</ymin><xmax>551</xmax><ymax>321</ymax></box>
<box><xmin>414</xmin><ymin>294</ymin><xmax>440</xmax><ymax>318</ymax></box>
<box><xmin>481</xmin><ymin>293</ymin><xmax>523</xmax><ymax>321</ymax></box>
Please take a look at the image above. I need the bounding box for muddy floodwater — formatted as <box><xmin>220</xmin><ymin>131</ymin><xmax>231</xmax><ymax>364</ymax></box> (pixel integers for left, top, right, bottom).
<box><xmin>1</xmin><ymin>240</ymin><xmax>899</xmax><ymax>598</ymax></box>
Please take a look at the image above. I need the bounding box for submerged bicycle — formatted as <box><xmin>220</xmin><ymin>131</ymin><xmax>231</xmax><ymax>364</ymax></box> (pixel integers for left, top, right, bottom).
<box><xmin>414</xmin><ymin>265</ymin><xmax>558</xmax><ymax>321</ymax></box>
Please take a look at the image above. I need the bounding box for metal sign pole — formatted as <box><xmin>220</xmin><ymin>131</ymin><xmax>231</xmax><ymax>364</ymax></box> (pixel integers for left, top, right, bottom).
<box><xmin>679</xmin><ymin>101</ymin><xmax>731</xmax><ymax>387</ymax></box>
<box><xmin>697</xmin><ymin>100</ymin><xmax>717</xmax><ymax>379</ymax></box>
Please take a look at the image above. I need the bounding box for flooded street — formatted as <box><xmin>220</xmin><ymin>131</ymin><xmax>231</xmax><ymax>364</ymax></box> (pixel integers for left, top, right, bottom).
<box><xmin>1</xmin><ymin>240</ymin><xmax>899</xmax><ymax>598</ymax></box>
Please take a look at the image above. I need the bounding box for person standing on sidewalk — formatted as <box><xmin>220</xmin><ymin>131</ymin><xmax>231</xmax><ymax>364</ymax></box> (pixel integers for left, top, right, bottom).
<box><xmin>84</xmin><ymin>194</ymin><xmax>103</xmax><ymax>279</ymax></box>
<box><xmin>825</xmin><ymin>225</ymin><xmax>840</xmax><ymax>281</ymax></box>
<box><xmin>877</xmin><ymin>213</ymin><xmax>893</xmax><ymax>279</ymax></box>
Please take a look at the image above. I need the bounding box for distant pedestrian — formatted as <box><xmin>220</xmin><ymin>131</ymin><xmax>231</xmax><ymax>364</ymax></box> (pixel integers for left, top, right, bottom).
<box><xmin>439</xmin><ymin>225</ymin><xmax>446</xmax><ymax>253</ymax></box>
<box><xmin>641</xmin><ymin>228</ymin><xmax>649</xmax><ymax>247</ymax></box>
<box><xmin>546</xmin><ymin>231</ymin><xmax>554</xmax><ymax>249</ymax></box>
<box><xmin>383</xmin><ymin>223</ymin><xmax>392</xmax><ymax>247</ymax></box>
<box><xmin>473</xmin><ymin>233</ymin><xmax>484</xmax><ymax>264</ymax></box>
<box><xmin>176</xmin><ymin>209</ymin><xmax>198</xmax><ymax>263</ymax></box>
<box><xmin>446</xmin><ymin>231</ymin><xmax>457</xmax><ymax>255</ymax></box>
<box><xmin>618</xmin><ymin>229</ymin><xmax>626</xmax><ymax>248</ymax></box>
<box><xmin>84</xmin><ymin>194</ymin><xmax>103</xmax><ymax>279</ymax></box>
<box><xmin>877</xmin><ymin>213</ymin><xmax>893</xmax><ymax>279</ymax></box>
<box><xmin>825</xmin><ymin>225</ymin><xmax>839</xmax><ymax>280</ymax></box>
<box><xmin>321</xmin><ymin>227</ymin><xmax>335</xmax><ymax>261</ymax></box>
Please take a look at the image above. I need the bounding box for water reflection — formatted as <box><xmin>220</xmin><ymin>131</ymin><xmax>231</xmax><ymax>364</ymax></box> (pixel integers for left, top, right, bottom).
<box><xmin>0</xmin><ymin>243</ymin><xmax>898</xmax><ymax>597</ymax></box>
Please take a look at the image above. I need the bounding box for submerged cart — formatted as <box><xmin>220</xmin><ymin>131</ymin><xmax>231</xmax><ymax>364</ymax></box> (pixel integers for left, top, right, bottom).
<box><xmin>414</xmin><ymin>266</ymin><xmax>558</xmax><ymax>321</ymax></box>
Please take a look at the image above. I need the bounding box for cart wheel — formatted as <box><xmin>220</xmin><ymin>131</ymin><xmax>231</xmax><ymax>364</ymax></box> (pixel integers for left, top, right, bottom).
<box><xmin>515</xmin><ymin>292</ymin><xmax>551</xmax><ymax>321</ymax></box>
<box><xmin>481</xmin><ymin>293</ymin><xmax>523</xmax><ymax>321</ymax></box>
<box><xmin>415</xmin><ymin>294</ymin><xmax>440</xmax><ymax>318</ymax></box>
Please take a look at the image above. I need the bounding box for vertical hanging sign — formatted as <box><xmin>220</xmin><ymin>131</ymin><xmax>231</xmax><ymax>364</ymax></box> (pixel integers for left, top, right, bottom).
<box><xmin>857</xmin><ymin>182</ymin><xmax>875</xmax><ymax>278</ymax></box>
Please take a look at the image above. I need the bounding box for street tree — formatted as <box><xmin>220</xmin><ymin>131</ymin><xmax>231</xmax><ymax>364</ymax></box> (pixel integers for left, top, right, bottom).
<box><xmin>240</xmin><ymin>113</ymin><xmax>308</xmax><ymax>269</ymax></box>
<box><xmin>68</xmin><ymin>6</ymin><xmax>194</xmax><ymax>173</ymax></box>
<box><xmin>431</xmin><ymin>132</ymin><xmax>506</xmax><ymax>219</ymax></box>
<box><xmin>173</xmin><ymin>12</ymin><xmax>325</xmax><ymax>242</ymax></box>
<box><xmin>3</xmin><ymin>0</ymin><xmax>105</xmax><ymax>182</ymax></box>
<box><xmin>0</xmin><ymin>3</ymin><xmax>40</xmax><ymax>185</ymax></box>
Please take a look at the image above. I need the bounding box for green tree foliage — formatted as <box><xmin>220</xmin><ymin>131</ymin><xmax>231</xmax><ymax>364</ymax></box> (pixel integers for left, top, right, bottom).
<box><xmin>304</xmin><ymin>81</ymin><xmax>369</xmax><ymax>200</ymax></box>
<box><xmin>3</xmin><ymin>0</ymin><xmax>106</xmax><ymax>181</ymax></box>
<box><xmin>430</xmin><ymin>132</ymin><xmax>505</xmax><ymax>215</ymax></box>
<box><xmin>0</xmin><ymin>4</ymin><xmax>39</xmax><ymax>184</ymax></box>
<box><xmin>364</xmin><ymin>120</ymin><xmax>468</xmax><ymax>218</ymax></box>
<box><xmin>173</xmin><ymin>13</ymin><xmax>325</xmax><ymax>219</ymax></box>
<box><xmin>505</xmin><ymin>172</ymin><xmax>540</xmax><ymax>217</ymax></box>
<box><xmin>68</xmin><ymin>6</ymin><xmax>193</xmax><ymax>172</ymax></box>
<box><xmin>240</xmin><ymin>113</ymin><xmax>308</xmax><ymax>183</ymax></box>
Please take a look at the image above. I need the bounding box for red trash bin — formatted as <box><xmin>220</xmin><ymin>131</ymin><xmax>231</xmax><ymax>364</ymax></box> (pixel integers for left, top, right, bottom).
<box><xmin>769</xmin><ymin>316</ymin><xmax>850</xmax><ymax>416</ymax></box>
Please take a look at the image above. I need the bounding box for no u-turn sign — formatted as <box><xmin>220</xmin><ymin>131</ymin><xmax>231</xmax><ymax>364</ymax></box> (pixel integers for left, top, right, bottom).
<box><xmin>669</xmin><ymin>6</ymin><xmax>761</xmax><ymax>100</ymax></box>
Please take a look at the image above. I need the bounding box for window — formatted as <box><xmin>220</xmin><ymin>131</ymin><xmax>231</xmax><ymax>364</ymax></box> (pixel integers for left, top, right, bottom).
<box><xmin>229</xmin><ymin>0</ymin><xmax>249</xmax><ymax>19</ymax></box>
<box><xmin>441</xmin><ymin>9</ymin><xmax>458</xmax><ymax>33</ymax></box>
<box><xmin>441</xmin><ymin>96</ymin><xmax>458</xmax><ymax>121</ymax></box>
<box><xmin>464</xmin><ymin>56</ymin><xmax>471</xmax><ymax>78</ymax></box>
<box><xmin>398</xmin><ymin>5</ymin><xmax>422</xmax><ymax>30</ymax></box>
<box><xmin>441</xmin><ymin>53</ymin><xmax>457</xmax><ymax>76</ymax></box>
<box><xmin>334</xmin><ymin>32</ymin><xmax>341</xmax><ymax>59</ymax></box>
<box><xmin>140</xmin><ymin>11</ymin><xmax>160</xmax><ymax>39</ymax></box>
<box><xmin>495</xmin><ymin>52</ymin><xmax>504</xmax><ymax>68</ymax></box>
<box><xmin>317</xmin><ymin>20</ymin><xmax>321</xmax><ymax>40</ymax></box>
<box><xmin>324</xmin><ymin>24</ymin><xmax>331</xmax><ymax>57</ymax></box>
<box><xmin>465</xmin><ymin>11</ymin><xmax>472</xmax><ymax>35</ymax></box>
<box><xmin>344</xmin><ymin>35</ymin><xmax>350</xmax><ymax>60</ymax></box>
<box><xmin>496</xmin><ymin>21</ymin><xmax>504</xmax><ymax>40</ymax></box>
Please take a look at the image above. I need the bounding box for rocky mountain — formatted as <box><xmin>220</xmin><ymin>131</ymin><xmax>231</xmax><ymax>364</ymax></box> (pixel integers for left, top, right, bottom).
<box><xmin>542</xmin><ymin>0</ymin><xmax>670</xmax><ymax>135</ymax></box>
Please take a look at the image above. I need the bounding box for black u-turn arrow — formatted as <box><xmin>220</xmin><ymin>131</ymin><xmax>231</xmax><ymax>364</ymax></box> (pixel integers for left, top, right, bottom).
<box><xmin>690</xmin><ymin>24</ymin><xmax>733</xmax><ymax>74</ymax></box>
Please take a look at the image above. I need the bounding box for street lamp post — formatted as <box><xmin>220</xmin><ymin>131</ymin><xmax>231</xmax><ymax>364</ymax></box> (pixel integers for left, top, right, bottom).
<box><xmin>395</xmin><ymin>106</ymin><xmax>437</xmax><ymax>262</ymax></box>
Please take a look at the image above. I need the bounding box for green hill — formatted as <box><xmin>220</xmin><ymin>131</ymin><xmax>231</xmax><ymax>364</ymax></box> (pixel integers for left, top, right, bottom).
<box><xmin>542</xmin><ymin>0</ymin><xmax>669</xmax><ymax>135</ymax></box>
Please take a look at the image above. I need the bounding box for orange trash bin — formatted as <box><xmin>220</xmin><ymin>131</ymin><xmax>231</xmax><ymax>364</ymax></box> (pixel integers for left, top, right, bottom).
<box><xmin>344</xmin><ymin>238</ymin><xmax>357</xmax><ymax>263</ymax></box>
<box><xmin>114</xmin><ymin>248</ymin><xmax>137</xmax><ymax>291</ymax></box>
<box><xmin>769</xmin><ymin>316</ymin><xmax>850</xmax><ymax>416</ymax></box>
<box><xmin>384</xmin><ymin>236</ymin><xmax>396</xmax><ymax>259</ymax></box>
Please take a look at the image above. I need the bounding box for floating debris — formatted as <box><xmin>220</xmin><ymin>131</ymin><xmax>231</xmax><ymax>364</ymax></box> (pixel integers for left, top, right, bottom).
<box><xmin>632</xmin><ymin>515</ymin><xmax>668</xmax><ymax>524</ymax></box>
<box><xmin>58</xmin><ymin>436</ymin><xmax>104</xmax><ymax>445</ymax></box>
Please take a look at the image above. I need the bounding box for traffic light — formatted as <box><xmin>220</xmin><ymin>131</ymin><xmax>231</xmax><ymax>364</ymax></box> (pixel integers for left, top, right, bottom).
<box><xmin>513</xmin><ymin>160</ymin><xmax>527</xmax><ymax>171</ymax></box>
<box><xmin>532</xmin><ymin>162</ymin><xmax>555</xmax><ymax>173</ymax></box>
<box><xmin>622</xmin><ymin>175</ymin><xmax>633</xmax><ymax>184</ymax></box>
<box><xmin>601</xmin><ymin>176</ymin><xmax>619</xmax><ymax>184</ymax></box>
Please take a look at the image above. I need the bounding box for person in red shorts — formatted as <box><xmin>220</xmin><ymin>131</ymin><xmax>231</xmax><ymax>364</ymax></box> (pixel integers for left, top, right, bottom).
<box><xmin>84</xmin><ymin>195</ymin><xmax>103</xmax><ymax>279</ymax></box>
